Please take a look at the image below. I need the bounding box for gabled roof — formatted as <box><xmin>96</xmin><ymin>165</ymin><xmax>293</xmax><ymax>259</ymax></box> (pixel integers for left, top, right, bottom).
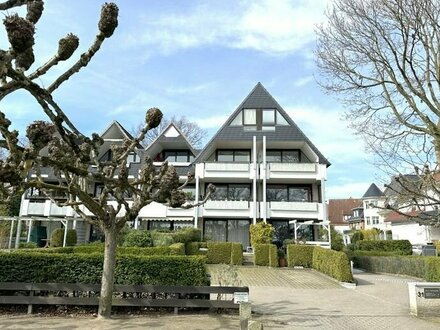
<box><xmin>362</xmin><ymin>183</ymin><xmax>384</xmax><ymax>198</ymax></box>
<box><xmin>144</xmin><ymin>123</ymin><xmax>197</xmax><ymax>158</ymax></box>
<box><xmin>328</xmin><ymin>198</ymin><xmax>362</xmax><ymax>224</ymax></box>
<box><xmin>194</xmin><ymin>83</ymin><xmax>330</xmax><ymax>165</ymax></box>
<box><xmin>384</xmin><ymin>175</ymin><xmax>419</xmax><ymax>197</ymax></box>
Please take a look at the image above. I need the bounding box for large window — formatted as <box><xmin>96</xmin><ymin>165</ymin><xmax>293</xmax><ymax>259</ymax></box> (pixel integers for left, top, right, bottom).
<box><xmin>216</xmin><ymin>150</ymin><xmax>251</xmax><ymax>162</ymax></box>
<box><xmin>148</xmin><ymin>220</ymin><xmax>193</xmax><ymax>231</ymax></box>
<box><xmin>204</xmin><ymin>219</ymin><xmax>250</xmax><ymax>248</ymax></box>
<box><xmin>229</xmin><ymin>108</ymin><xmax>289</xmax><ymax>130</ymax></box>
<box><xmin>266</xmin><ymin>150</ymin><xmax>300</xmax><ymax>163</ymax></box>
<box><xmin>209</xmin><ymin>183</ymin><xmax>251</xmax><ymax>201</ymax></box>
<box><xmin>163</xmin><ymin>150</ymin><xmax>193</xmax><ymax>162</ymax></box>
<box><xmin>267</xmin><ymin>185</ymin><xmax>312</xmax><ymax>202</ymax></box>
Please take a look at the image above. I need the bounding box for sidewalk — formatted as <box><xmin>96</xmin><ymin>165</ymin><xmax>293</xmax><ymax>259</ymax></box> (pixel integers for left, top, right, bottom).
<box><xmin>0</xmin><ymin>267</ymin><xmax>439</xmax><ymax>329</ymax></box>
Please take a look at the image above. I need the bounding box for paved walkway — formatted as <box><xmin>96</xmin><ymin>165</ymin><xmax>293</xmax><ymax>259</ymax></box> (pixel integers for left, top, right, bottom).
<box><xmin>0</xmin><ymin>267</ymin><xmax>439</xmax><ymax>329</ymax></box>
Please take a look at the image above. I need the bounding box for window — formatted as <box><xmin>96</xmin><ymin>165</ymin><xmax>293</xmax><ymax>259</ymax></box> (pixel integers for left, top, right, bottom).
<box><xmin>366</xmin><ymin>217</ymin><xmax>370</xmax><ymax>225</ymax></box>
<box><xmin>127</xmin><ymin>152</ymin><xmax>139</xmax><ymax>164</ymax></box>
<box><xmin>262</xmin><ymin>109</ymin><xmax>275</xmax><ymax>125</ymax></box>
<box><xmin>243</xmin><ymin>109</ymin><xmax>257</xmax><ymax>125</ymax></box>
<box><xmin>216</xmin><ymin>150</ymin><xmax>250</xmax><ymax>162</ymax></box>
<box><xmin>94</xmin><ymin>184</ymin><xmax>105</xmax><ymax>197</ymax></box>
<box><xmin>209</xmin><ymin>184</ymin><xmax>251</xmax><ymax>201</ymax></box>
<box><xmin>163</xmin><ymin>150</ymin><xmax>192</xmax><ymax>162</ymax></box>
<box><xmin>100</xmin><ymin>150</ymin><xmax>112</xmax><ymax>162</ymax></box>
<box><xmin>148</xmin><ymin>220</ymin><xmax>193</xmax><ymax>231</ymax></box>
<box><xmin>266</xmin><ymin>150</ymin><xmax>300</xmax><ymax>163</ymax></box>
<box><xmin>204</xmin><ymin>219</ymin><xmax>250</xmax><ymax>248</ymax></box>
<box><xmin>372</xmin><ymin>216</ymin><xmax>379</xmax><ymax>225</ymax></box>
<box><xmin>267</xmin><ymin>185</ymin><xmax>312</xmax><ymax>202</ymax></box>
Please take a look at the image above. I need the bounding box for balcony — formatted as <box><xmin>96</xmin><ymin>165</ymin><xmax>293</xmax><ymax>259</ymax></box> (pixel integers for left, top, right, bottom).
<box><xmin>27</xmin><ymin>200</ymin><xmax>46</xmax><ymax>215</ymax></box>
<box><xmin>49</xmin><ymin>204</ymin><xmax>72</xmax><ymax>217</ymax></box>
<box><xmin>200</xmin><ymin>163</ymin><xmax>252</xmax><ymax>179</ymax></box>
<box><xmin>265</xmin><ymin>201</ymin><xmax>323</xmax><ymax>220</ymax></box>
<box><xmin>201</xmin><ymin>200</ymin><xmax>254</xmax><ymax>218</ymax></box>
<box><xmin>262</xmin><ymin>163</ymin><xmax>325</xmax><ymax>180</ymax></box>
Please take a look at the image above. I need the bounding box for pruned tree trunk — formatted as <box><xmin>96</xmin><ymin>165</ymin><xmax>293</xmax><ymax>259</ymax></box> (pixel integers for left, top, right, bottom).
<box><xmin>98</xmin><ymin>222</ymin><xmax>118</xmax><ymax>319</ymax></box>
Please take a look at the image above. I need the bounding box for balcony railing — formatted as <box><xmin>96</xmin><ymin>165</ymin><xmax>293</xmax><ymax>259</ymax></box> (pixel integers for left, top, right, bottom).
<box><xmin>269</xmin><ymin>163</ymin><xmax>316</xmax><ymax>172</ymax></box>
<box><xmin>27</xmin><ymin>201</ymin><xmax>45</xmax><ymax>215</ymax></box>
<box><xmin>204</xmin><ymin>200</ymin><xmax>250</xmax><ymax>210</ymax></box>
<box><xmin>269</xmin><ymin>201</ymin><xmax>318</xmax><ymax>212</ymax></box>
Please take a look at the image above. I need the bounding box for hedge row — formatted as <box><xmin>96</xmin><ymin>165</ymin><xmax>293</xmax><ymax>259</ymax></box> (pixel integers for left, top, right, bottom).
<box><xmin>353</xmin><ymin>255</ymin><xmax>440</xmax><ymax>281</ymax></box>
<box><xmin>286</xmin><ymin>245</ymin><xmax>315</xmax><ymax>268</ymax></box>
<box><xmin>185</xmin><ymin>242</ymin><xmax>207</xmax><ymax>255</ymax></box>
<box><xmin>313</xmin><ymin>247</ymin><xmax>353</xmax><ymax>283</ymax></box>
<box><xmin>0</xmin><ymin>252</ymin><xmax>208</xmax><ymax>285</ymax></box>
<box><xmin>355</xmin><ymin>240</ymin><xmax>412</xmax><ymax>255</ymax></box>
<box><xmin>254</xmin><ymin>244</ymin><xmax>277</xmax><ymax>267</ymax></box>
<box><xmin>15</xmin><ymin>244</ymin><xmax>186</xmax><ymax>256</ymax></box>
<box><xmin>206</xmin><ymin>242</ymin><xmax>243</xmax><ymax>265</ymax></box>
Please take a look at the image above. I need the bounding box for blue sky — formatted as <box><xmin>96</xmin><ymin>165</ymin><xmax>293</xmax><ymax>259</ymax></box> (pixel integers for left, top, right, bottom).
<box><xmin>1</xmin><ymin>0</ymin><xmax>381</xmax><ymax>199</ymax></box>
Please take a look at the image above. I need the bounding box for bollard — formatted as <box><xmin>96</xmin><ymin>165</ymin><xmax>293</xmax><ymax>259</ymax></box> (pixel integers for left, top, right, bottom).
<box><xmin>239</xmin><ymin>302</ymin><xmax>252</xmax><ymax>330</ymax></box>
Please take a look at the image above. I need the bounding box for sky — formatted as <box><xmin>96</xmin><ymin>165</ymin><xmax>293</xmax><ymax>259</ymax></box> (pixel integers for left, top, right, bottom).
<box><xmin>1</xmin><ymin>0</ymin><xmax>382</xmax><ymax>199</ymax></box>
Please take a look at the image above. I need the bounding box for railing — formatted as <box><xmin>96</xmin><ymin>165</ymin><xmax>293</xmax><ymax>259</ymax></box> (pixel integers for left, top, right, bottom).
<box><xmin>204</xmin><ymin>200</ymin><xmax>250</xmax><ymax>210</ymax></box>
<box><xmin>269</xmin><ymin>201</ymin><xmax>318</xmax><ymax>212</ymax></box>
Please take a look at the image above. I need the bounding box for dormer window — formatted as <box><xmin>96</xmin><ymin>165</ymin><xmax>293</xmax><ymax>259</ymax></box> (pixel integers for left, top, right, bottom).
<box><xmin>127</xmin><ymin>152</ymin><xmax>139</xmax><ymax>164</ymax></box>
<box><xmin>230</xmin><ymin>108</ymin><xmax>289</xmax><ymax>131</ymax></box>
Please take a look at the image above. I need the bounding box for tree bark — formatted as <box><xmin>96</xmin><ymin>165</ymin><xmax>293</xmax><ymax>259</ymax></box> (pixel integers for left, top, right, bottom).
<box><xmin>97</xmin><ymin>222</ymin><xmax>118</xmax><ymax>319</ymax></box>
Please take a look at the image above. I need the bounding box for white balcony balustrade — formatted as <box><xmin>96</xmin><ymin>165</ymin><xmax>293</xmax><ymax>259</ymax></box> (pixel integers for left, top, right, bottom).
<box><xmin>265</xmin><ymin>201</ymin><xmax>323</xmax><ymax>220</ymax></box>
<box><xmin>201</xmin><ymin>200</ymin><xmax>254</xmax><ymax>218</ymax></box>
<box><xmin>201</xmin><ymin>163</ymin><xmax>252</xmax><ymax>179</ymax></box>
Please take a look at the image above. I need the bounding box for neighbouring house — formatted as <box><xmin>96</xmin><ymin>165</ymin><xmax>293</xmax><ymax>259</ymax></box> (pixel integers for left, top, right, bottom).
<box><xmin>3</xmin><ymin>83</ymin><xmax>331</xmax><ymax>249</ymax></box>
<box><xmin>382</xmin><ymin>176</ymin><xmax>440</xmax><ymax>245</ymax></box>
<box><xmin>328</xmin><ymin>198</ymin><xmax>362</xmax><ymax>233</ymax></box>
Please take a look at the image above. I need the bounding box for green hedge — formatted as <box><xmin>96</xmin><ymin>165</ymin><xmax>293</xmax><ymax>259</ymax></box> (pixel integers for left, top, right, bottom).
<box><xmin>15</xmin><ymin>245</ymin><xmax>186</xmax><ymax>256</ymax></box>
<box><xmin>353</xmin><ymin>255</ymin><xmax>440</xmax><ymax>280</ymax></box>
<box><xmin>254</xmin><ymin>244</ymin><xmax>277</xmax><ymax>267</ymax></box>
<box><xmin>50</xmin><ymin>229</ymin><xmax>77</xmax><ymax>247</ymax></box>
<box><xmin>356</xmin><ymin>240</ymin><xmax>412</xmax><ymax>255</ymax></box>
<box><xmin>286</xmin><ymin>245</ymin><xmax>315</xmax><ymax>267</ymax></box>
<box><xmin>312</xmin><ymin>247</ymin><xmax>353</xmax><ymax>282</ymax></box>
<box><xmin>231</xmin><ymin>243</ymin><xmax>243</xmax><ymax>265</ymax></box>
<box><xmin>0</xmin><ymin>252</ymin><xmax>208</xmax><ymax>285</ymax></box>
<box><xmin>206</xmin><ymin>242</ymin><xmax>243</xmax><ymax>265</ymax></box>
<box><xmin>185</xmin><ymin>242</ymin><xmax>207</xmax><ymax>255</ymax></box>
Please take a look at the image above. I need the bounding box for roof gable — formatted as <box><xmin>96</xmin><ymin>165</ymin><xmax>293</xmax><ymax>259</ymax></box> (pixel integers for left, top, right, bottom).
<box><xmin>194</xmin><ymin>83</ymin><xmax>330</xmax><ymax>165</ymax></box>
<box><xmin>362</xmin><ymin>183</ymin><xmax>385</xmax><ymax>198</ymax></box>
<box><xmin>144</xmin><ymin>123</ymin><xmax>197</xmax><ymax>158</ymax></box>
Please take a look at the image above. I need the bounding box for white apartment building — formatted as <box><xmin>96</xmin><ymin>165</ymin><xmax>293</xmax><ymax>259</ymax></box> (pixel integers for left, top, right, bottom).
<box><xmin>15</xmin><ymin>83</ymin><xmax>331</xmax><ymax>249</ymax></box>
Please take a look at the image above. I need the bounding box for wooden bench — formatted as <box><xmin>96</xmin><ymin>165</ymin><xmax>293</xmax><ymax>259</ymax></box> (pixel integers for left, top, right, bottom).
<box><xmin>0</xmin><ymin>282</ymin><xmax>249</xmax><ymax>314</ymax></box>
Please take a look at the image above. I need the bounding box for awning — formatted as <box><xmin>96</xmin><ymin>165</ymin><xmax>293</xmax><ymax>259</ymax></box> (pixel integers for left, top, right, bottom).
<box><xmin>140</xmin><ymin>217</ymin><xmax>194</xmax><ymax>222</ymax></box>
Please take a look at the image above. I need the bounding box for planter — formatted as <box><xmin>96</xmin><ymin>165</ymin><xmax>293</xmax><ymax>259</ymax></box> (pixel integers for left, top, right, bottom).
<box><xmin>278</xmin><ymin>257</ymin><xmax>287</xmax><ymax>267</ymax></box>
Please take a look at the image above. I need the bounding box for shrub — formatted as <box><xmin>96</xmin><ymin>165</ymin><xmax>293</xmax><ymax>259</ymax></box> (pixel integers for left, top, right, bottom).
<box><xmin>50</xmin><ymin>228</ymin><xmax>77</xmax><ymax>247</ymax></box>
<box><xmin>122</xmin><ymin>230</ymin><xmax>153</xmax><ymax>247</ymax></box>
<box><xmin>206</xmin><ymin>242</ymin><xmax>242</xmax><ymax>265</ymax></box>
<box><xmin>286</xmin><ymin>244</ymin><xmax>315</xmax><ymax>268</ymax></box>
<box><xmin>312</xmin><ymin>247</ymin><xmax>353</xmax><ymax>282</ymax></box>
<box><xmin>172</xmin><ymin>228</ymin><xmax>201</xmax><ymax>243</ymax></box>
<box><xmin>352</xmin><ymin>255</ymin><xmax>440</xmax><ymax>281</ymax></box>
<box><xmin>351</xmin><ymin>230</ymin><xmax>363</xmax><ymax>244</ymax></box>
<box><xmin>360</xmin><ymin>228</ymin><xmax>380</xmax><ymax>241</ymax></box>
<box><xmin>250</xmin><ymin>222</ymin><xmax>274</xmax><ymax>247</ymax></box>
<box><xmin>185</xmin><ymin>242</ymin><xmax>207</xmax><ymax>255</ymax></box>
<box><xmin>356</xmin><ymin>240</ymin><xmax>412</xmax><ymax>255</ymax></box>
<box><xmin>169</xmin><ymin>243</ymin><xmax>186</xmax><ymax>255</ymax></box>
<box><xmin>254</xmin><ymin>244</ymin><xmax>277</xmax><ymax>267</ymax></box>
<box><xmin>207</xmin><ymin>242</ymin><xmax>232</xmax><ymax>264</ymax></box>
<box><xmin>151</xmin><ymin>231</ymin><xmax>174</xmax><ymax>247</ymax></box>
<box><xmin>19</xmin><ymin>242</ymin><xmax>38</xmax><ymax>249</ymax></box>
<box><xmin>231</xmin><ymin>243</ymin><xmax>243</xmax><ymax>265</ymax></box>
<box><xmin>331</xmin><ymin>227</ymin><xmax>344</xmax><ymax>251</ymax></box>
<box><xmin>0</xmin><ymin>252</ymin><xmax>208</xmax><ymax>285</ymax></box>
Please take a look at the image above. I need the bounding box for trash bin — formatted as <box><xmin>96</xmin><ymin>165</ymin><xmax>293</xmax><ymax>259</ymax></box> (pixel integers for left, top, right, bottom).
<box><xmin>421</xmin><ymin>245</ymin><xmax>437</xmax><ymax>256</ymax></box>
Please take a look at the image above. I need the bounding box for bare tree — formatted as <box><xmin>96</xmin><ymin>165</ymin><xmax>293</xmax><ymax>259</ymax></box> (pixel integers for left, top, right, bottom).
<box><xmin>133</xmin><ymin>115</ymin><xmax>206</xmax><ymax>148</ymax></box>
<box><xmin>316</xmin><ymin>0</ymin><xmax>440</xmax><ymax>222</ymax></box>
<box><xmin>0</xmin><ymin>0</ymin><xmax>214</xmax><ymax>318</ymax></box>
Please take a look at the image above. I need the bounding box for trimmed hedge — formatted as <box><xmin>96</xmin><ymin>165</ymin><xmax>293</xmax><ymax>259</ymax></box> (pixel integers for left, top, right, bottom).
<box><xmin>205</xmin><ymin>242</ymin><xmax>243</xmax><ymax>265</ymax></box>
<box><xmin>254</xmin><ymin>244</ymin><xmax>277</xmax><ymax>267</ymax></box>
<box><xmin>353</xmin><ymin>255</ymin><xmax>440</xmax><ymax>280</ymax></box>
<box><xmin>231</xmin><ymin>243</ymin><xmax>243</xmax><ymax>265</ymax></box>
<box><xmin>50</xmin><ymin>229</ymin><xmax>77</xmax><ymax>247</ymax></box>
<box><xmin>356</xmin><ymin>240</ymin><xmax>412</xmax><ymax>255</ymax></box>
<box><xmin>123</xmin><ymin>230</ymin><xmax>153</xmax><ymax>247</ymax></box>
<box><xmin>185</xmin><ymin>242</ymin><xmax>207</xmax><ymax>255</ymax></box>
<box><xmin>312</xmin><ymin>247</ymin><xmax>353</xmax><ymax>283</ymax></box>
<box><xmin>15</xmin><ymin>245</ymin><xmax>186</xmax><ymax>256</ymax></box>
<box><xmin>286</xmin><ymin>245</ymin><xmax>315</xmax><ymax>267</ymax></box>
<box><xmin>0</xmin><ymin>252</ymin><xmax>208</xmax><ymax>285</ymax></box>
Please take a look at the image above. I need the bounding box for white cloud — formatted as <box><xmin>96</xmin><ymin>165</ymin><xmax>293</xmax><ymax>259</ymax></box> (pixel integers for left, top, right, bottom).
<box><xmin>190</xmin><ymin>114</ymin><xmax>230</xmax><ymax>129</ymax></box>
<box><xmin>284</xmin><ymin>105</ymin><xmax>366</xmax><ymax>163</ymax></box>
<box><xmin>123</xmin><ymin>0</ymin><xmax>329</xmax><ymax>55</ymax></box>
<box><xmin>326</xmin><ymin>182</ymin><xmax>371</xmax><ymax>199</ymax></box>
<box><xmin>294</xmin><ymin>75</ymin><xmax>314</xmax><ymax>87</ymax></box>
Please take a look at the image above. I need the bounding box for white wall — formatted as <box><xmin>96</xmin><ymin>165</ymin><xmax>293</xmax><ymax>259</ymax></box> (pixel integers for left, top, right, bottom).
<box><xmin>391</xmin><ymin>222</ymin><xmax>431</xmax><ymax>245</ymax></box>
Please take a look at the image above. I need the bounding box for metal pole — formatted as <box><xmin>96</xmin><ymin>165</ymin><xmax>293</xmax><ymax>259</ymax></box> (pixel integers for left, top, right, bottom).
<box><xmin>15</xmin><ymin>219</ymin><xmax>22</xmax><ymax>249</ymax></box>
<box><xmin>27</xmin><ymin>219</ymin><xmax>33</xmax><ymax>243</ymax></box>
<box><xmin>8</xmin><ymin>219</ymin><xmax>15</xmax><ymax>249</ymax></box>
<box><xmin>63</xmin><ymin>219</ymin><xmax>68</xmax><ymax>247</ymax></box>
